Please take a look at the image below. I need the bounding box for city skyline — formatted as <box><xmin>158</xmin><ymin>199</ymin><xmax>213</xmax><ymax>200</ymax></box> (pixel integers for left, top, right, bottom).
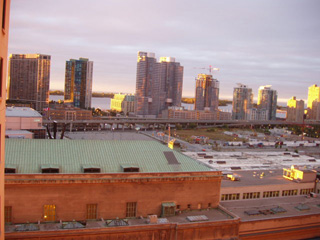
<box><xmin>8</xmin><ymin>0</ymin><xmax>320</xmax><ymax>102</ymax></box>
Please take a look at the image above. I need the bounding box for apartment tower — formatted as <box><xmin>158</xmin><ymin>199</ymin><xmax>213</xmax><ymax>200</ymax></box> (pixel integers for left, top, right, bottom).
<box><xmin>64</xmin><ymin>58</ymin><xmax>93</xmax><ymax>109</ymax></box>
<box><xmin>257</xmin><ymin>85</ymin><xmax>277</xmax><ymax>120</ymax></box>
<box><xmin>135</xmin><ymin>52</ymin><xmax>183</xmax><ymax>117</ymax></box>
<box><xmin>8</xmin><ymin>54</ymin><xmax>51</xmax><ymax>112</ymax></box>
<box><xmin>286</xmin><ymin>96</ymin><xmax>305</xmax><ymax>122</ymax></box>
<box><xmin>232</xmin><ymin>84</ymin><xmax>253</xmax><ymax>120</ymax></box>
<box><xmin>194</xmin><ymin>74</ymin><xmax>219</xmax><ymax>111</ymax></box>
<box><xmin>158</xmin><ymin>57</ymin><xmax>183</xmax><ymax>113</ymax></box>
<box><xmin>1</xmin><ymin>0</ymin><xmax>11</xmax><ymax>238</ymax></box>
<box><xmin>307</xmin><ymin>84</ymin><xmax>320</xmax><ymax>120</ymax></box>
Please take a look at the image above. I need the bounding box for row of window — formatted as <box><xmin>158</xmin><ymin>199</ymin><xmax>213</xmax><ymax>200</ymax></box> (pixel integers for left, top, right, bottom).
<box><xmin>5</xmin><ymin>166</ymin><xmax>136</xmax><ymax>174</ymax></box>
<box><xmin>221</xmin><ymin>188</ymin><xmax>314</xmax><ymax>201</ymax></box>
<box><xmin>5</xmin><ymin>202</ymin><xmax>137</xmax><ymax>223</ymax></box>
<box><xmin>5</xmin><ymin>201</ymin><xmax>216</xmax><ymax>223</ymax></box>
<box><xmin>221</xmin><ymin>193</ymin><xmax>240</xmax><ymax>201</ymax></box>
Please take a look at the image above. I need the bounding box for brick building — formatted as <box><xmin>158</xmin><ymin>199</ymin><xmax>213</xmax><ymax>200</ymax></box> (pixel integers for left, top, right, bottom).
<box><xmin>4</xmin><ymin>139</ymin><xmax>320</xmax><ymax>239</ymax></box>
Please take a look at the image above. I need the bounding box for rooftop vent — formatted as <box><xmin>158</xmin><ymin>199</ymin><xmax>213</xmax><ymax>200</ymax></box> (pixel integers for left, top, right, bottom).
<box><xmin>82</xmin><ymin>165</ymin><xmax>101</xmax><ymax>173</ymax></box>
<box><xmin>121</xmin><ymin>164</ymin><xmax>140</xmax><ymax>172</ymax></box>
<box><xmin>216</xmin><ymin>161</ymin><xmax>226</xmax><ymax>164</ymax></box>
<box><xmin>62</xmin><ymin>221</ymin><xmax>85</xmax><ymax>229</ymax></box>
<box><xmin>161</xmin><ymin>202</ymin><xmax>176</xmax><ymax>217</ymax></box>
<box><xmin>244</xmin><ymin>210</ymin><xmax>261</xmax><ymax>216</ymax></box>
<box><xmin>15</xmin><ymin>223</ymin><xmax>39</xmax><ymax>232</ymax></box>
<box><xmin>270</xmin><ymin>206</ymin><xmax>286</xmax><ymax>214</ymax></box>
<box><xmin>295</xmin><ymin>204</ymin><xmax>310</xmax><ymax>211</ymax></box>
<box><xmin>41</xmin><ymin>164</ymin><xmax>60</xmax><ymax>174</ymax></box>
<box><xmin>186</xmin><ymin>215</ymin><xmax>209</xmax><ymax>222</ymax></box>
<box><xmin>106</xmin><ymin>219</ymin><xmax>129</xmax><ymax>227</ymax></box>
<box><xmin>231</xmin><ymin>167</ymin><xmax>241</xmax><ymax>170</ymax></box>
<box><xmin>5</xmin><ymin>164</ymin><xmax>17</xmax><ymax>174</ymax></box>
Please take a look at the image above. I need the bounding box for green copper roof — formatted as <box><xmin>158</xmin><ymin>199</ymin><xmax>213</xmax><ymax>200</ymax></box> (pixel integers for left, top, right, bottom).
<box><xmin>5</xmin><ymin>139</ymin><xmax>210</xmax><ymax>174</ymax></box>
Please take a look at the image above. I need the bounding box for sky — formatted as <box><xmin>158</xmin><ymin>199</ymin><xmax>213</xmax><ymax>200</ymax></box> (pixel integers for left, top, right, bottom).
<box><xmin>8</xmin><ymin>0</ymin><xmax>320</xmax><ymax>102</ymax></box>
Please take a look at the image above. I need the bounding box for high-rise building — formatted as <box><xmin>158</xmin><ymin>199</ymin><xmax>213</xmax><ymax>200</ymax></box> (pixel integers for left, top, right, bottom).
<box><xmin>307</xmin><ymin>84</ymin><xmax>320</xmax><ymax>120</ymax></box>
<box><xmin>64</xmin><ymin>58</ymin><xmax>93</xmax><ymax>109</ymax></box>
<box><xmin>257</xmin><ymin>85</ymin><xmax>277</xmax><ymax>120</ymax></box>
<box><xmin>194</xmin><ymin>74</ymin><xmax>219</xmax><ymax>111</ymax></box>
<box><xmin>135</xmin><ymin>52</ymin><xmax>183</xmax><ymax>117</ymax></box>
<box><xmin>232</xmin><ymin>84</ymin><xmax>253</xmax><ymax>120</ymax></box>
<box><xmin>1</xmin><ymin>0</ymin><xmax>11</xmax><ymax>238</ymax></box>
<box><xmin>8</xmin><ymin>54</ymin><xmax>51</xmax><ymax>112</ymax></box>
<box><xmin>111</xmin><ymin>94</ymin><xmax>135</xmax><ymax>115</ymax></box>
<box><xmin>286</xmin><ymin>96</ymin><xmax>305</xmax><ymax>122</ymax></box>
<box><xmin>158</xmin><ymin>57</ymin><xmax>183</xmax><ymax>114</ymax></box>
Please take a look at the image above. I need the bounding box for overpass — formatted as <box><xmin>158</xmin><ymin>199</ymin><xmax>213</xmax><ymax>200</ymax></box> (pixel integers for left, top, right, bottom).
<box><xmin>42</xmin><ymin>118</ymin><xmax>320</xmax><ymax>132</ymax></box>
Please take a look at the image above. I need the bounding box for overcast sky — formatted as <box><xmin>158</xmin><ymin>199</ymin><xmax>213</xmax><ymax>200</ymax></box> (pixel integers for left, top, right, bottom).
<box><xmin>8</xmin><ymin>0</ymin><xmax>320</xmax><ymax>102</ymax></box>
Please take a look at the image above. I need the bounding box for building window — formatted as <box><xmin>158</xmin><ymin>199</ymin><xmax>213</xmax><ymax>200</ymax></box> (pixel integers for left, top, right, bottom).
<box><xmin>5</xmin><ymin>206</ymin><xmax>12</xmax><ymax>223</ymax></box>
<box><xmin>243</xmin><ymin>192</ymin><xmax>260</xmax><ymax>199</ymax></box>
<box><xmin>44</xmin><ymin>204</ymin><xmax>56</xmax><ymax>221</ymax></box>
<box><xmin>263</xmin><ymin>191</ymin><xmax>279</xmax><ymax>198</ymax></box>
<box><xmin>221</xmin><ymin>193</ymin><xmax>240</xmax><ymax>201</ymax></box>
<box><xmin>2</xmin><ymin>0</ymin><xmax>6</xmax><ymax>30</ymax></box>
<box><xmin>86</xmin><ymin>204</ymin><xmax>97</xmax><ymax>219</ymax></box>
<box><xmin>282</xmin><ymin>189</ymin><xmax>298</xmax><ymax>197</ymax></box>
<box><xmin>208</xmin><ymin>203</ymin><xmax>212</xmax><ymax>208</ymax></box>
<box><xmin>300</xmin><ymin>188</ymin><xmax>313</xmax><ymax>195</ymax></box>
<box><xmin>126</xmin><ymin>202</ymin><xmax>137</xmax><ymax>218</ymax></box>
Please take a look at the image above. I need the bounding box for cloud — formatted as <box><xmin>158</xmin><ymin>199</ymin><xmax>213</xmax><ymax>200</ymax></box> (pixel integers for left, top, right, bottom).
<box><xmin>8</xmin><ymin>0</ymin><xmax>320</xmax><ymax>101</ymax></box>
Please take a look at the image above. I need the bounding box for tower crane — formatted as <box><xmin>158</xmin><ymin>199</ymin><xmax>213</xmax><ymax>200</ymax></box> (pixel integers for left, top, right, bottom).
<box><xmin>194</xmin><ymin>65</ymin><xmax>220</xmax><ymax>75</ymax></box>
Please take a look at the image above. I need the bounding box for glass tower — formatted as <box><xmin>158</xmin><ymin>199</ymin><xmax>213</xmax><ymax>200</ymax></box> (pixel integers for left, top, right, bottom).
<box><xmin>64</xmin><ymin>58</ymin><xmax>93</xmax><ymax>109</ymax></box>
<box><xmin>232</xmin><ymin>84</ymin><xmax>253</xmax><ymax>120</ymax></box>
<box><xmin>257</xmin><ymin>85</ymin><xmax>277</xmax><ymax>120</ymax></box>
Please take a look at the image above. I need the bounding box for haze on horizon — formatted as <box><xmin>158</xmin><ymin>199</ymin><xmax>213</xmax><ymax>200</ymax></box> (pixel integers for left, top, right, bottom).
<box><xmin>8</xmin><ymin>0</ymin><xmax>320</xmax><ymax>102</ymax></box>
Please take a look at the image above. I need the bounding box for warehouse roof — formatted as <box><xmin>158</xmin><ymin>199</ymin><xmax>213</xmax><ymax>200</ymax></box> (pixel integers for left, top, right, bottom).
<box><xmin>6</xmin><ymin>107</ymin><xmax>42</xmax><ymax>117</ymax></box>
<box><xmin>5</xmin><ymin>139</ymin><xmax>211</xmax><ymax>174</ymax></box>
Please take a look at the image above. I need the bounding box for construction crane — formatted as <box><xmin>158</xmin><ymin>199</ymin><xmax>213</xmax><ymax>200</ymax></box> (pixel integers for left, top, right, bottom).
<box><xmin>194</xmin><ymin>65</ymin><xmax>220</xmax><ymax>75</ymax></box>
